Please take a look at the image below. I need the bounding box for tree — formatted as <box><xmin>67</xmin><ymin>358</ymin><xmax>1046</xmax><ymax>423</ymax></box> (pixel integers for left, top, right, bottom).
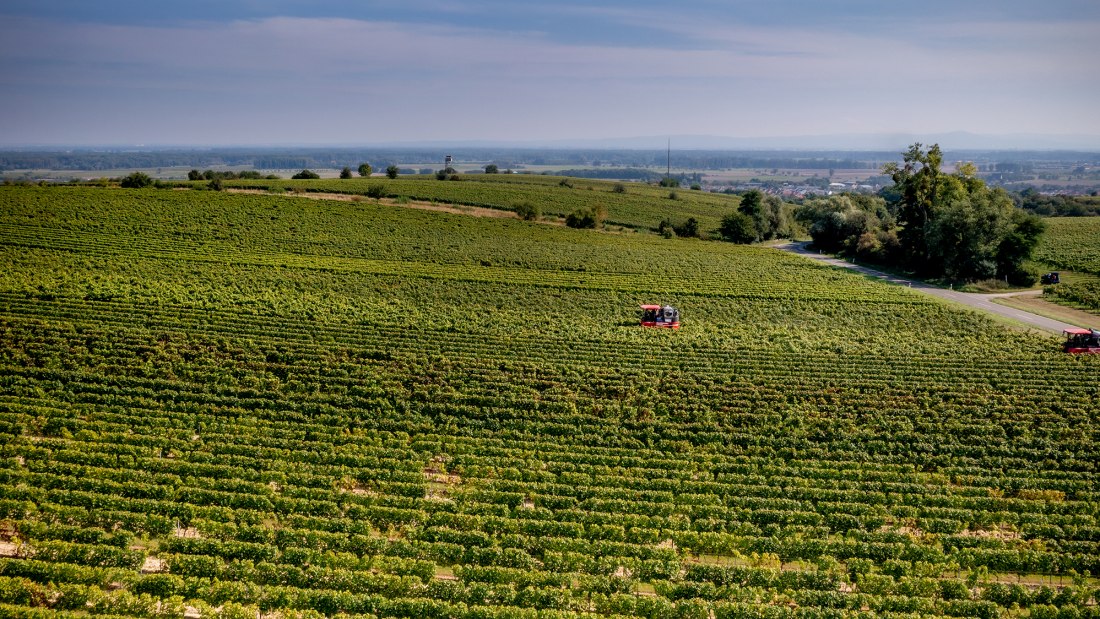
<box><xmin>880</xmin><ymin>143</ymin><xmax>1045</xmax><ymax>282</ymax></box>
<box><xmin>386</xmin><ymin>165</ymin><xmax>400</xmax><ymax>179</ymax></box>
<box><xmin>719</xmin><ymin>212</ymin><xmax>756</xmax><ymax>243</ymax></box>
<box><xmin>484</xmin><ymin>164</ymin><xmax>499</xmax><ymax>174</ymax></box>
<box><xmin>120</xmin><ymin>172</ymin><xmax>153</xmax><ymax>188</ymax></box>
<box><xmin>187</xmin><ymin>170</ymin><xmax>203</xmax><ymax>181</ymax></box>
<box><xmin>737</xmin><ymin>189</ymin><xmax>791</xmax><ymax>241</ymax></box>
<box><xmin>339</xmin><ymin>166</ymin><xmax>353</xmax><ymax>179</ymax></box>
<box><xmin>882</xmin><ymin>143</ymin><xmax>948</xmax><ymax>268</ymax></box>
<box><xmin>996</xmin><ymin>209</ymin><xmax>1045</xmax><ymax>285</ymax></box>
<box><xmin>357</xmin><ymin>163</ymin><xmax>372</xmax><ymax>177</ymax></box>
<box><xmin>292</xmin><ymin>169</ymin><xmax>320</xmax><ymax>179</ymax></box>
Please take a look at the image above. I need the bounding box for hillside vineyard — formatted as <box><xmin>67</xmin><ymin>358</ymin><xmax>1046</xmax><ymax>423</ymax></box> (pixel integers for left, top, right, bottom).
<box><xmin>0</xmin><ymin>184</ymin><xmax>1097</xmax><ymax>619</ymax></box>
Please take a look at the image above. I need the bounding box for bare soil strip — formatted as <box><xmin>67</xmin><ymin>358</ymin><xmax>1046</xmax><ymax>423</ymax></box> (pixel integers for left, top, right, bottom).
<box><xmin>225</xmin><ymin>188</ymin><xmax>555</xmax><ymax>222</ymax></box>
<box><xmin>993</xmin><ymin>294</ymin><xmax>1099</xmax><ymax>329</ymax></box>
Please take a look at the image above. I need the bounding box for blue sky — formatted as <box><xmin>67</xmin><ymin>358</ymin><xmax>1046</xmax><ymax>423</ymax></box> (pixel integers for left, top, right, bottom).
<box><xmin>1</xmin><ymin>1</ymin><xmax>1098</xmax><ymax>147</ymax></box>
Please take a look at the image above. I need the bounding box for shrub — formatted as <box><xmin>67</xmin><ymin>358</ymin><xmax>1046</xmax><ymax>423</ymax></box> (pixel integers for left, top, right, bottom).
<box><xmin>340</xmin><ymin>167</ymin><xmax>353</xmax><ymax>179</ymax></box>
<box><xmin>120</xmin><ymin>172</ymin><xmax>153</xmax><ymax>188</ymax></box>
<box><xmin>559</xmin><ymin>178</ymin><xmax>574</xmax><ymax>189</ymax></box>
<box><xmin>612</xmin><ymin>183</ymin><xmax>626</xmax><ymax>194</ymax></box>
<box><xmin>366</xmin><ymin>184</ymin><xmax>386</xmax><ymax>199</ymax></box>
<box><xmin>514</xmin><ymin>202</ymin><xmax>541</xmax><ymax>221</ymax></box>
<box><xmin>357</xmin><ymin>163</ymin><xmax>372</xmax><ymax>177</ymax></box>
<box><xmin>292</xmin><ymin>169</ymin><xmax>320</xmax><ymax>180</ymax></box>
<box><xmin>720</xmin><ymin>212</ymin><xmax>756</xmax><ymax>243</ymax></box>
<box><xmin>566</xmin><ymin>206</ymin><xmax>605</xmax><ymax>229</ymax></box>
<box><xmin>386</xmin><ymin>165</ymin><xmax>400</xmax><ymax>179</ymax></box>
<box><xmin>674</xmin><ymin>217</ymin><xmax>699</xmax><ymax>238</ymax></box>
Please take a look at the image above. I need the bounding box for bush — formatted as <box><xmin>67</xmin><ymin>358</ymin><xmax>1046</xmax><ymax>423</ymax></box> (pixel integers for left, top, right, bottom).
<box><xmin>292</xmin><ymin>169</ymin><xmax>320</xmax><ymax>180</ymax></box>
<box><xmin>566</xmin><ymin>206</ymin><xmax>605</xmax><ymax>229</ymax></box>
<box><xmin>339</xmin><ymin>167</ymin><xmax>353</xmax><ymax>179</ymax></box>
<box><xmin>559</xmin><ymin>178</ymin><xmax>574</xmax><ymax>189</ymax></box>
<box><xmin>514</xmin><ymin>202</ymin><xmax>541</xmax><ymax>221</ymax></box>
<box><xmin>612</xmin><ymin>183</ymin><xmax>626</xmax><ymax>194</ymax></box>
<box><xmin>674</xmin><ymin>217</ymin><xmax>699</xmax><ymax>238</ymax></box>
<box><xmin>484</xmin><ymin>164</ymin><xmax>499</xmax><ymax>174</ymax></box>
<box><xmin>357</xmin><ymin>163</ymin><xmax>372</xmax><ymax>177</ymax></box>
<box><xmin>120</xmin><ymin>172</ymin><xmax>153</xmax><ymax>188</ymax></box>
<box><xmin>668</xmin><ymin>191</ymin><xmax>679</xmax><ymax>200</ymax></box>
<box><xmin>386</xmin><ymin>165</ymin><xmax>399</xmax><ymax>179</ymax></box>
<box><xmin>658</xmin><ymin>219</ymin><xmax>676</xmax><ymax>238</ymax></box>
<box><xmin>719</xmin><ymin>212</ymin><xmax>756</xmax><ymax>243</ymax></box>
<box><xmin>366</xmin><ymin>184</ymin><xmax>386</xmax><ymax>199</ymax></box>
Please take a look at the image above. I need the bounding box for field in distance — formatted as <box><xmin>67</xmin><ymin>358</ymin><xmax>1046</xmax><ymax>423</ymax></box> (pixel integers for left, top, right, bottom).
<box><xmin>0</xmin><ymin>184</ymin><xmax>1097</xmax><ymax>619</ymax></box>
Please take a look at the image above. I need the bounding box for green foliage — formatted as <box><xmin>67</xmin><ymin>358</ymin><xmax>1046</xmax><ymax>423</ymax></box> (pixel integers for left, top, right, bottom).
<box><xmin>339</xmin><ymin>166</ymin><xmax>353</xmax><ymax>179</ymax></box>
<box><xmin>513</xmin><ymin>201</ymin><xmax>540</xmax><ymax>221</ymax></box>
<box><xmin>1034</xmin><ymin>217</ymin><xmax>1100</xmax><ymax>275</ymax></box>
<box><xmin>798</xmin><ymin>144</ymin><xmax>1047</xmax><ymax>282</ymax></box>
<box><xmin>737</xmin><ymin>189</ymin><xmax>791</xmax><ymax>242</ymax></box>
<box><xmin>1047</xmin><ymin>280</ymin><xmax>1100</xmax><ymax>311</ymax></box>
<box><xmin>119</xmin><ymin>171</ymin><xmax>153</xmax><ymax>188</ymax></box>
<box><xmin>797</xmin><ymin>194</ymin><xmax>898</xmax><ymax>262</ymax></box>
<box><xmin>357</xmin><ymin>163</ymin><xmax>372</xmax><ymax>177</ymax></box>
<box><xmin>292</xmin><ymin>169</ymin><xmax>320</xmax><ymax>180</ymax></box>
<box><xmin>719</xmin><ymin>211</ymin><xmax>756</xmax><ymax>243</ymax></box>
<box><xmin>0</xmin><ymin>184</ymin><xmax>1095</xmax><ymax>619</ymax></box>
<box><xmin>484</xmin><ymin>164</ymin><xmax>499</xmax><ymax>174</ymax></box>
<box><xmin>386</xmin><ymin>165</ymin><xmax>400</xmax><ymax>179</ymax></box>
<box><xmin>612</xmin><ymin>183</ymin><xmax>626</xmax><ymax>194</ymax></box>
<box><xmin>565</xmin><ymin>205</ymin><xmax>604</xmax><ymax>228</ymax></box>
<box><xmin>365</xmin><ymin>184</ymin><xmax>386</xmax><ymax>199</ymax></box>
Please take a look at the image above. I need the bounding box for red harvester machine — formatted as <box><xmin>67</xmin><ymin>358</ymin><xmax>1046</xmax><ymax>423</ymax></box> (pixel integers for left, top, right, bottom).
<box><xmin>640</xmin><ymin>304</ymin><xmax>680</xmax><ymax>329</ymax></box>
<box><xmin>1063</xmin><ymin>328</ymin><xmax>1100</xmax><ymax>354</ymax></box>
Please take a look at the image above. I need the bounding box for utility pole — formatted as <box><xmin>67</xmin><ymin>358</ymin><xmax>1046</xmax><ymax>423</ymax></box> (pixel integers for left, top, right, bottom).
<box><xmin>667</xmin><ymin>138</ymin><xmax>671</xmax><ymax>182</ymax></box>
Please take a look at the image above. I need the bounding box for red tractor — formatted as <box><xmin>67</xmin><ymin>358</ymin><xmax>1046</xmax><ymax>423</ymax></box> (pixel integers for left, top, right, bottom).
<box><xmin>640</xmin><ymin>304</ymin><xmax>680</xmax><ymax>329</ymax></box>
<box><xmin>1063</xmin><ymin>328</ymin><xmax>1100</xmax><ymax>354</ymax></box>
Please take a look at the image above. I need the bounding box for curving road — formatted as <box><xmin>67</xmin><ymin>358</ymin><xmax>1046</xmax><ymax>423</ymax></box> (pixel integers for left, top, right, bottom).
<box><xmin>775</xmin><ymin>242</ymin><xmax>1078</xmax><ymax>335</ymax></box>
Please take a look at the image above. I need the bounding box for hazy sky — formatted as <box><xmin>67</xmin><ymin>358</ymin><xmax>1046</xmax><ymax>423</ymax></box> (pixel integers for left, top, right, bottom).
<box><xmin>1</xmin><ymin>1</ymin><xmax>1098</xmax><ymax>147</ymax></box>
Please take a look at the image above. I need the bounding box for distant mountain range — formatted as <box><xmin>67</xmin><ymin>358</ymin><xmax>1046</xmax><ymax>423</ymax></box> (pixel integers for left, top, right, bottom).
<box><xmin>4</xmin><ymin>132</ymin><xmax>1100</xmax><ymax>155</ymax></box>
<box><xmin>378</xmin><ymin>132</ymin><xmax>1100</xmax><ymax>152</ymax></box>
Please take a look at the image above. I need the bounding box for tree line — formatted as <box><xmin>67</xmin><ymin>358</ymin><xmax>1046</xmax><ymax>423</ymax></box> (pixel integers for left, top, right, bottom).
<box><xmin>714</xmin><ymin>144</ymin><xmax>1047</xmax><ymax>285</ymax></box>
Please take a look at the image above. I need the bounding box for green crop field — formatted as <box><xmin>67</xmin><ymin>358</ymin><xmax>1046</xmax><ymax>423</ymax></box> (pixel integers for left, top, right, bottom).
<box><xmin>0</xmin><ymin>185</ymin><xmax>1097</xmax><ymax>619</ymax></box>
<box><xmin>1033</xmin><ymin>217</ymin><xmax>1100</xmax><ymax>312</ymax></box>
<box><xmin>219</xmin><ymin>174</ymin><xmax>739</xmax><ymax>232</ymax></box>
<box><xmin>1034</xmin><ymin>217</ymin><xmax>1100</xmax><ymax>276</ymax></box>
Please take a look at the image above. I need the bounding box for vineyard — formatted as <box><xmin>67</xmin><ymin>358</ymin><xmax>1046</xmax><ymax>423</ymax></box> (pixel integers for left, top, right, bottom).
<box><xmin>218</xmin><ymin>175</ymin><xmax>739</xmax><ymax>232</ymax></box>
<box><xmin>1033</xmin><ymin>218</ymin><xmax>1100</xmax><ymax>312</ymax></box>
<box><xmin>0</xmin><ymin>185</ymin><xmax>1098</xmax><ymax>619</ymax></box>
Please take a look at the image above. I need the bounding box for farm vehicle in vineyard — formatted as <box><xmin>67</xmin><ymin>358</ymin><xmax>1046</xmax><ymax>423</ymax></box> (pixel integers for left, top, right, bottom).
<box><xmin>1063</xmin><ymin>328</ymin><xmax>1100</xmax><ymax>354</ymax></box>
<box><xmin>640</xmin><ymin>304</ymin><xmax>680</xmax><ymax>329</ymax></box>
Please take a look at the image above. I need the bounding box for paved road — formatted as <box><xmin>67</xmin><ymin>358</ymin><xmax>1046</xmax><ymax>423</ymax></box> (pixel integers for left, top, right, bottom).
<box><xmin>775</xmin><ymin>242</ymin><xmax>1077</xmax><ymax>335</ymax></box>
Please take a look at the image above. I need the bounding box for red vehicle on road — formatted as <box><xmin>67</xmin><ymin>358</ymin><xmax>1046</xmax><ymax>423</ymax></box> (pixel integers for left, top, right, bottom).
<box><xmin>640</xmin><ymin>304</ymin><xmax>680</xmax><ymax>329</ymax></box>
<box><xmin>1063</xmin><ymin>328</ymin><xmax>1100</xmax><ymax>353</ymax></box>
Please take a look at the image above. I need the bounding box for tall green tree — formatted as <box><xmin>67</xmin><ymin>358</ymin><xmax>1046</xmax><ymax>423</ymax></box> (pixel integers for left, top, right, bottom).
<box><xmin>357</xmin><ymin>163</ymin><xmax>372</xmax><ymax>177</ymax></box>
<box><xmin>882</xmin><ymin>143</ymin><xmax>945</xmax><ymax>268</ymax></box>
<box><xmin>736</xmin><ymin>189</ymin><xmax>791</xmax><ymax>242</ymax></box>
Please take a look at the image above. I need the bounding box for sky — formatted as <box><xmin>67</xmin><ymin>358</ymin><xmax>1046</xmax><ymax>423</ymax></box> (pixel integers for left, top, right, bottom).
<box><xmin>1</xmin><ymin>0</ymin><xmax>1098</xmax><ymax>148</ymax></box>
